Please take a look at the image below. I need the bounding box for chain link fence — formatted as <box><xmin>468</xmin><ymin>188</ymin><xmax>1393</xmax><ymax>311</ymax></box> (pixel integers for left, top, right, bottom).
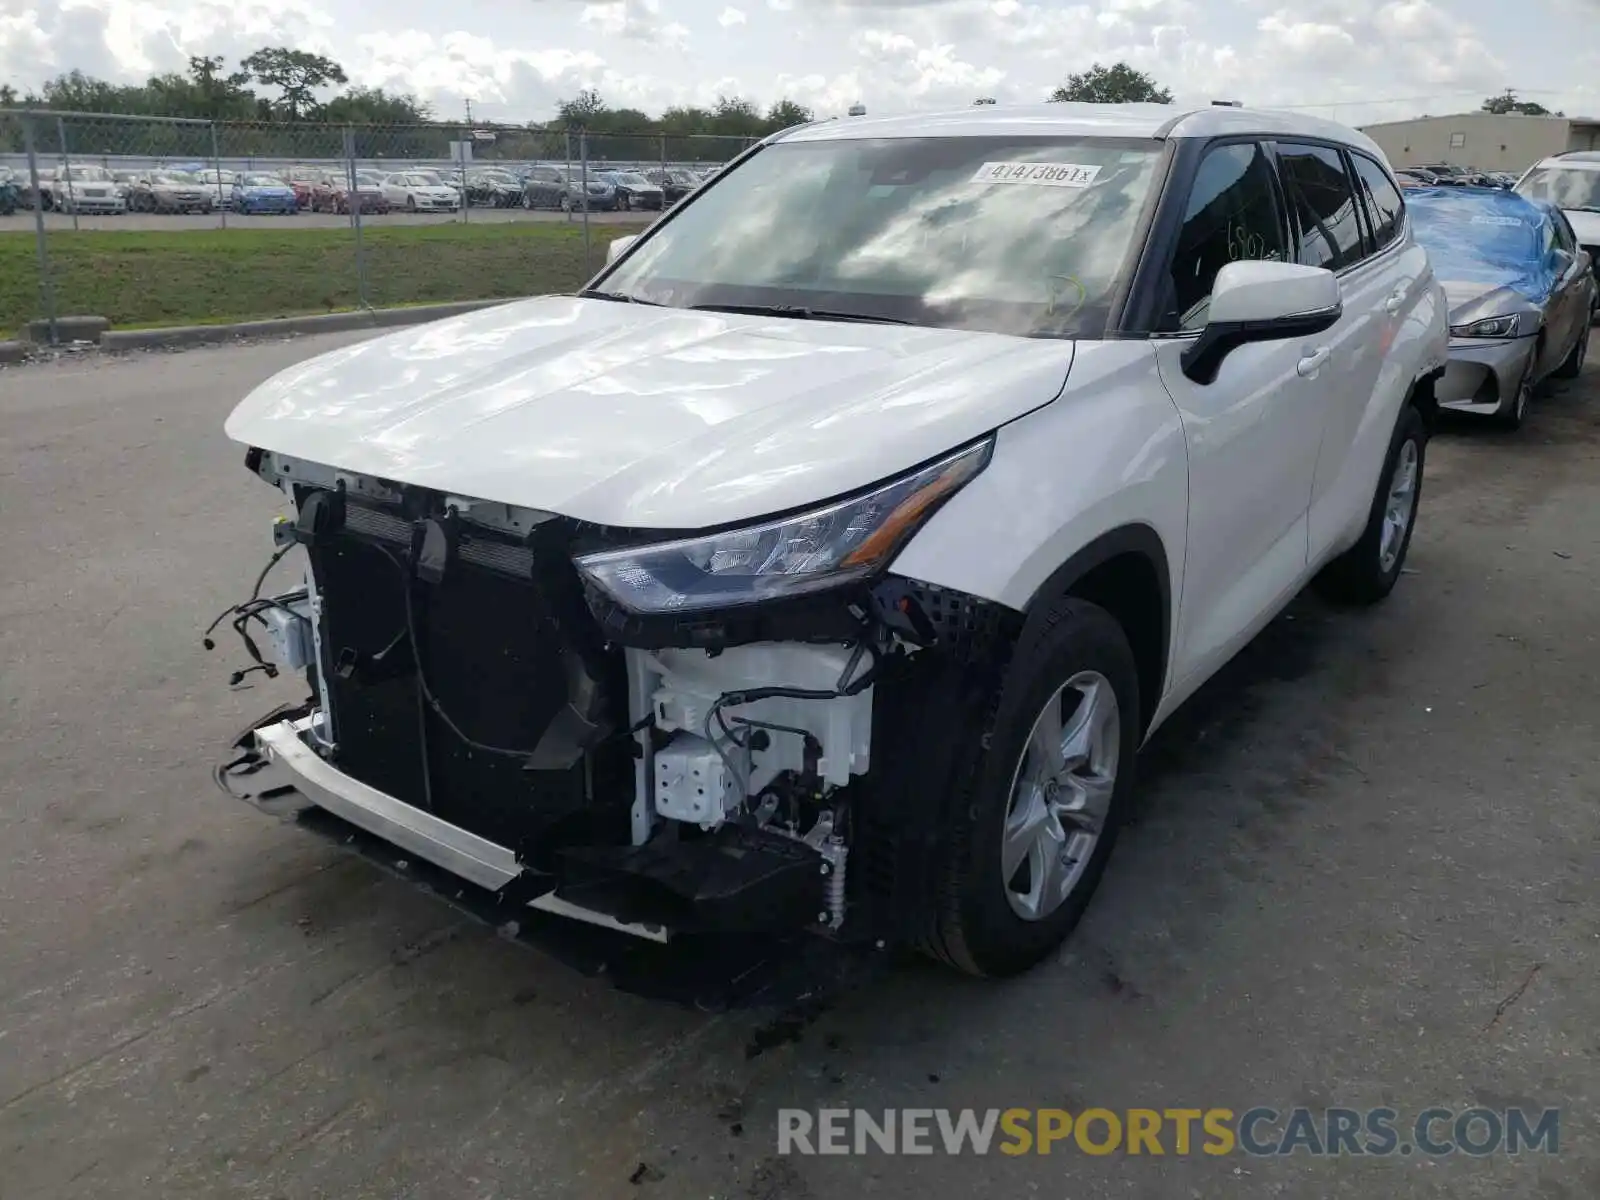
<box><xmin>0</xmin><ymin>109</ymin><xmax>757</xmax><ymax>342</ymax></box>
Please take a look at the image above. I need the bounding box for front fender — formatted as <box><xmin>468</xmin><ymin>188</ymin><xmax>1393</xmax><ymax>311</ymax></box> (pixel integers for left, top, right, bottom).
<box><xmin>889</xmin><ymin>339</ymin><xmax>1188</xmax><ymax>651</ymax></box>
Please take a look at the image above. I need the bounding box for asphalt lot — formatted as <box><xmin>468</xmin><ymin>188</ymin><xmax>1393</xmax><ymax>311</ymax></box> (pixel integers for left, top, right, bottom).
<box><xmin>1</xmin><ymin>335</ymin><xmax>1597</xmax><ymax>1199</ymax></box>
<box><xmin>0</xmin><ymin>208</ymin><xmax>650</xmax><ymax>233</ymax></box>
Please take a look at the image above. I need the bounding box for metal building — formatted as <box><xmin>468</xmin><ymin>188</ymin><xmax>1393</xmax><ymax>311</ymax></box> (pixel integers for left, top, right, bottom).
<box><xmin>1359</xmin><ymin>112</ymin><xmax>1600</xmax><ymax>174</ymax></box>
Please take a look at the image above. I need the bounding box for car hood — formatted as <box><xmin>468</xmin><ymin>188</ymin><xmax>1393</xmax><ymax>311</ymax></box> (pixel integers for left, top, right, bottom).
<box><xmin>225</xmin><ymin>295</ymin><xmax>1076</xmax><ymax>529</ymax></box>
<box><xmin>1562</xmin><ymin>209</ymin><xmax>1600</xmax><ymax>245</ymax></box>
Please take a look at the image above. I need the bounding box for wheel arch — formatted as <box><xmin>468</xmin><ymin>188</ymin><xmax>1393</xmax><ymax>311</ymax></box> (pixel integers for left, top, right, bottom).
<box><xmin>1018</xmin><ymin>523</ymin><xmax>1172</xmax><ymax>736</ymax></box>
<box><xmin>1408</xmin><ymin>363</ymin><xmax>1443</xmax><ymax>431</ymax></box>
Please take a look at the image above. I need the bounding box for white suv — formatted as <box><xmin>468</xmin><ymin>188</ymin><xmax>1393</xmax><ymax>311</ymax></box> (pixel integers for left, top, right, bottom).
<box><xmin>218</xmin><ymin>104</ymin><xmax>1447</xmax><ymax>978</ymax></box>
<box><xmin>1517</xmin><ymin>150</ymin><xmax>1600</xmax><ymax>315</ymax></box>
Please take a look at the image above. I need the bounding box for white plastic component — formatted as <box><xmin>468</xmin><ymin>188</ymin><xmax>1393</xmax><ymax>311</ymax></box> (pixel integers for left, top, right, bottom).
<box><xmin>653</xmin><ymin>734</ymin><xmax>745</xmax><ymax>826</ymax></box>
<box><xmin>631</xmin><ymin>643</ymin><xmax>873</xmax><ymax>801</ymax></box>
<box><xmin>260</xmin><ymin>596</ymin><xmax>315</xmax><ymax>671</ymax></box>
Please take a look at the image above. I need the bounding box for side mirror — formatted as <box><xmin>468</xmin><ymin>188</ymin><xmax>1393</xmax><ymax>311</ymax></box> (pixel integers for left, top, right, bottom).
<box><xmin>1181</xmin><ymin>261</ymin><xmax>1343</xmax><ymax>385</ymax></box>
<box><xmin>606</xmin><ymin>234</ymin><xmax>638</xmax><ymax>266</ymax></box>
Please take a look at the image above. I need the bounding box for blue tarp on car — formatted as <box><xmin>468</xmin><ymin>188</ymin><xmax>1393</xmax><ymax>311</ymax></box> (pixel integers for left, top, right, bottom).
<box><xmin>1406</xmin><ymin>186</ymin><xmax>1555</xmax><ymax>304</ymax></box>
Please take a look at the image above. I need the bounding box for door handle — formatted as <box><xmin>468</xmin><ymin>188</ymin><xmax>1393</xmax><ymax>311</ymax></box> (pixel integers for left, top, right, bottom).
<box><xmin>1297</xmin><ymin>346</ymin><xmax>1331</xmax><ymax>377</ymax></box>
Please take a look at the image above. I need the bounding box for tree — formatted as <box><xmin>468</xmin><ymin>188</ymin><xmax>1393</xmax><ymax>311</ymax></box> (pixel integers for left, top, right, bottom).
<box><xmin>1050</xmin><ymin>62</ymin><xmax>1172</xmax><ymax>105</ymax></box>
<box><xmin>322</xmin><ymin>87</ymin><xmax>433</xmax><ymax>126</ymax></box>
<box><xmin>709</xmin><ymin>94</ymin><xmax>764</xmax><ymax>137</ymax></box>
<box><xmin>1480</xmin><ymin>88</ymin><xmax>1560</xmax><ymax>117</ymax></box>
<box><xmin>557</xmin><ymin>89</ymin><xmax>607</xmax><ymax>129</ymax></box>
<box><xmin>765</xmin><ymin>98</ymin><xmax>814</xmax><ymax>129</ymax></box>
<box><xmin>241</xmin><ymin>47</ymin><xmax>348</xmax><ymax>120</ymax></box>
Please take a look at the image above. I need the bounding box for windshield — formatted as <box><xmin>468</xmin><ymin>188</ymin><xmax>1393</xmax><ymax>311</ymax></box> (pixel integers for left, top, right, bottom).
<box><xmin>153</xmin><ymin>173</ymin><xmax>194</xmax><ymax>185</ymax></box>
<box><xmin>65</xmin><ymin>166</ymin><xmax>111</xmax><ymax>181</ymax></box>
<box><xmin>612</xmin><ymin>172</ymin><xmax>651</xmax><ymax>186</ymax></box>
<box><xmin>599</xmin><ymin>135</ymin><xmax>1163</xmax><ymax>338</ymax></box>
<box><xmin>244</xmin><ymin>175</ymin><xmax>283</xmax><ymax>187</ymax></box>
<box><xmin>1517</xmin><ymin>167</ymin><xmax>1600</xmax><ymax>213</ymax></box>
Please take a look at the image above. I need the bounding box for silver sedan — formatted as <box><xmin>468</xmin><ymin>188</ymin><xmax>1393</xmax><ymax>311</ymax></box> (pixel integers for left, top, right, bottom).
<box><xmin>1410</xmin><ymin>188</ymin><xmax>1594</xmax><ymax>430</ymax></box>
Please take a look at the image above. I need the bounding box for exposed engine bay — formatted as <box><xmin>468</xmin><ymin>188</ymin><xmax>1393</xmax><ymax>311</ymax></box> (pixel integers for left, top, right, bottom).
<box><xmin>214</xmin><ymin>450</ymin><xmax>1017</xmax><ymax>945</ymax></box>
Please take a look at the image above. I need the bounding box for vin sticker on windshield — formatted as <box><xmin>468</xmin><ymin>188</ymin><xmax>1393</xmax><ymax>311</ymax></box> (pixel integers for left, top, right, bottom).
<box><xmin>970</xmin><ymin>162</ymin><xmax>1102</xmax><ymax>187</ymax></box>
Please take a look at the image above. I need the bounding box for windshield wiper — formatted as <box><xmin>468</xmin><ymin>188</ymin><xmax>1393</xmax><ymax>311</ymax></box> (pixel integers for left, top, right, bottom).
<box><xmin>688</xmin><ymin>302</ymin><xmax>915</xmax><ymax>325</ymax></box>
<box><xmin>1565</xmin><ymin>205</ymin><xmax>1600</xmax><ymax>213</ymax></box>
<box><xmin>576</xmin><ymin>290</ymin><xmax>667</xmax><ymax>305</ymax></box>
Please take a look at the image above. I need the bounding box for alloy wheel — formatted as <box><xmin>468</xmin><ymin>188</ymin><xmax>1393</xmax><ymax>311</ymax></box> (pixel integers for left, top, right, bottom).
<box><xmin>1378</xmin><ymin>437</ymin><xmax>1419</xmax><ymax>574</ymax></box>
<box><xmin>1001</xmin><ymin>672</ymin><xmax>1120</xmax><ymax>923</ymax></box>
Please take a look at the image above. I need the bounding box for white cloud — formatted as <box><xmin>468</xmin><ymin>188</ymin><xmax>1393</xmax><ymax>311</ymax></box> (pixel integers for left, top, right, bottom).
<box><xmin>0</xmin><ymin>0</ymin><xmax>1587</xmax><ymax>128</ymax></box>
<box><xmin>579</xmin><ymin>0</ymin><xmax>689</xmax><ymax>46</ymax></box>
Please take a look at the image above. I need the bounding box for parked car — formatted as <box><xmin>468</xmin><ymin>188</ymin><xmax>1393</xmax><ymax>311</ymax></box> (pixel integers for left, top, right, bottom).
<box><xmin>218</xmin><ymin>103</ymin><xmax>1446</xmax><ymax>980</ymax></box>
<box><xmin>311</xmin><ymin>171</ymin><xmax>389</xmax><ymax>214</ymax></box>
<box><xmin>598</xmin><ymin>170</ymin><xmax>665</xmax><ymax>211</ymax></box>
<box><xmin>126</xmin><ymin>171</ymin><xmax>215</xmax><ymax>214</ymax></box>
<box><xmin>1413</xmin><ymin>163</ymin><xmax>1471</xmax><ymax>185</ymax></box>
<box><xmin>38</xmin><ymin>165</ymin><xmax>126</xmax><ymax>214</ymax></box>
<box><xmin>1516</xmin><ymin>150</ymin><xmax>1600</xmax><ymax>307</ymax></box>
<box><xmin>1408</xmin><ymin>186</ymin><xmax>1594</xmax><ymax>428</ymax></box>
<box><xmin>380</xmin><ymin>171</ymin><xmax>461</xmax><ymax>212</ymax></box>
<box><xmin>464</xmin><ymin>169</ymin><xmax>523</xmax><ymax>207</ymax></box>
<box><xmin>232</xmin><ymin>174</ymin><xmax>300</xmax><ymax>215</ymax></box>
<box><xmin>285</xmin><ymin>169</ymin><xmax>326</xmax><ymax>210</ymax></box>
<box><xmin>192</xmin><ymin>168</ymin><xmax>239</xmax><ymax>207</ymax></box>
<box><xmin>520</xmin><ymin>164</ymin><xmax>616</xmax><ymax>211</ymax></box>
<box><xmin>0</xmin><ymin>168</ymin><xmax>18</xmax><ymax>215</ymax></box>
<box><xmin>644</xmin><ymin>167</ymin><xmax>701</xmax><ymax>205</ymax></box>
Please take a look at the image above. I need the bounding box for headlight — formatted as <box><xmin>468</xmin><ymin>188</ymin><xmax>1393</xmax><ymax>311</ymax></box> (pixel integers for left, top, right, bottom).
<box><xmin>574</xmin><ymin>438</ymin><xmax>994</xmax><ymax>614</ymax></box>
<box><xmin>1450</xmin><ymin>314</ymin><xmax>1521</xmax><ymax>338</ymax></box>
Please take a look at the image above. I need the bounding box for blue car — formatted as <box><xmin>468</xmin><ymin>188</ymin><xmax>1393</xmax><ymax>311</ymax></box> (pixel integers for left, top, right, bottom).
<box><xmin>232</xmin><ymin>174</ymin><xmax>300</xmax><ymax>215</ymax></box>
<box><xmin>1408</xmin><ymin>186</ymin><xmax>1594</xmax><ymax>429</ymax></box>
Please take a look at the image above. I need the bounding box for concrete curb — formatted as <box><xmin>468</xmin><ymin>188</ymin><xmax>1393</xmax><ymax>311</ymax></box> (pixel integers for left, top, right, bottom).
<box><xmin>0</xmin><ymin>340</ymin><xmax>30</xmax><ymax>364</ymax></box>
<box><xmin>96</xmin><ymin>298</ymin><xmax>518</xmax><ymax>352</ymax></box>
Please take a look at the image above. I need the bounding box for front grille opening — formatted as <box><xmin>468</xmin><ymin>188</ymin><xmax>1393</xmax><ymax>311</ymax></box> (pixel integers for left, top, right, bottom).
<box><xmin>307</xmin><ymin>506</ymin><xmax>632</xmax><ymax>858</ymax></box>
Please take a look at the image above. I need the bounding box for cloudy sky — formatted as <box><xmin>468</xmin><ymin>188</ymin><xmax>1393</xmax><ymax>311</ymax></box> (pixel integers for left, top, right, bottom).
<box><xmin>2</xmin><ymin>0</ymin><xmax>1597</xmax><ymax>127</ymax></box>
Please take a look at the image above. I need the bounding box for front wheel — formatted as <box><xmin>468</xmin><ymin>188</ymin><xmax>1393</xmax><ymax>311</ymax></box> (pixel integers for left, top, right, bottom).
<box><xmin>406</xmin><ymin>196</ymin><xmax>417</xmax><ymax>213</ymax></box>
<box><xmin>1553</xmin><ymin>321</ymin><xmax>1588</xmax><ymax>380</ymax></box>
<box><xmin>1314</xmin><ymin>403</ymin><xmax>1426</xmax><ymax>605</ymax></box>
<box><xmin>1497</xmin><ymin>348</ymin><xmax>1537</xmax><ymax>430</ymax></box>
<box><xmin>920</xmin><ymin>599</ymin><xmax>1140</xmax><ymax>978</ymax></box>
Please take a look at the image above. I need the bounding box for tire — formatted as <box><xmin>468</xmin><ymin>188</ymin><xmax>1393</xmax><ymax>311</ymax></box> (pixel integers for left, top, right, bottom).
<box><xmin>918</xmin><ymin>599</ymin><xmax>1141</xmax><ymax>978</ymax></box>
<box><xmin>406</xmin><ymin>196</ymin><xmax>417</xmax><ymax>213</ymax></box>
<box><xmin>1553</xmin><ymin>321</ymin><xmax>1588</xmax><ymax>380</ymax></box>
<box><xmin>1314</xmin><ymin>403</ymin><xmax>1426</xmax><ymax>606</ymax></box>
<box><xmin>1497</xmin><ymin>347</ymin><xmax>1537</xmax><ymax>430</ymax></box>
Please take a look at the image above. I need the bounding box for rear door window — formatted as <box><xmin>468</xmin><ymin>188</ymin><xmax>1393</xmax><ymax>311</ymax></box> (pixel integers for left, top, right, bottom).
<box><xmin>1350</xmin><ymin>154</ymin><xmax>1405</xmax><ymax>252</ymax></box>
<box><xmin>1277</xmin><ymin>142</ymin><xmax>1366</xmax><ymax>271</ymax></box>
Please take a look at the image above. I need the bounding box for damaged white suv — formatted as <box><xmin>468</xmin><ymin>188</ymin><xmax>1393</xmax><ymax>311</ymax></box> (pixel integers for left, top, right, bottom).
<box><xmin>218</xmin><ymin>104</ymin><xmax>1447</xmax><ymax>977</ymax></box>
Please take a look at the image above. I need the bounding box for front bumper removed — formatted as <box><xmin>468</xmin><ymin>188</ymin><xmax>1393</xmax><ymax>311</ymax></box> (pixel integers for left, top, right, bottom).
<box><xmin>217</xmin><ymin>706</ymin><xmax>830</xmax><ymax>944</ymax></box>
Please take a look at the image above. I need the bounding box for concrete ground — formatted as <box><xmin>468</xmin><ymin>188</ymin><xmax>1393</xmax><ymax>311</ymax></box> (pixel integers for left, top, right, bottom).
<box><xmin>0</xmin><ymin>208</ymin><xmax>650</xmax><ymax>233</ymax></box>
<box><xmin>1</xmin><ymin>336</ymin><xmax>1596</xmax><ymax>1199</ymax></box>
